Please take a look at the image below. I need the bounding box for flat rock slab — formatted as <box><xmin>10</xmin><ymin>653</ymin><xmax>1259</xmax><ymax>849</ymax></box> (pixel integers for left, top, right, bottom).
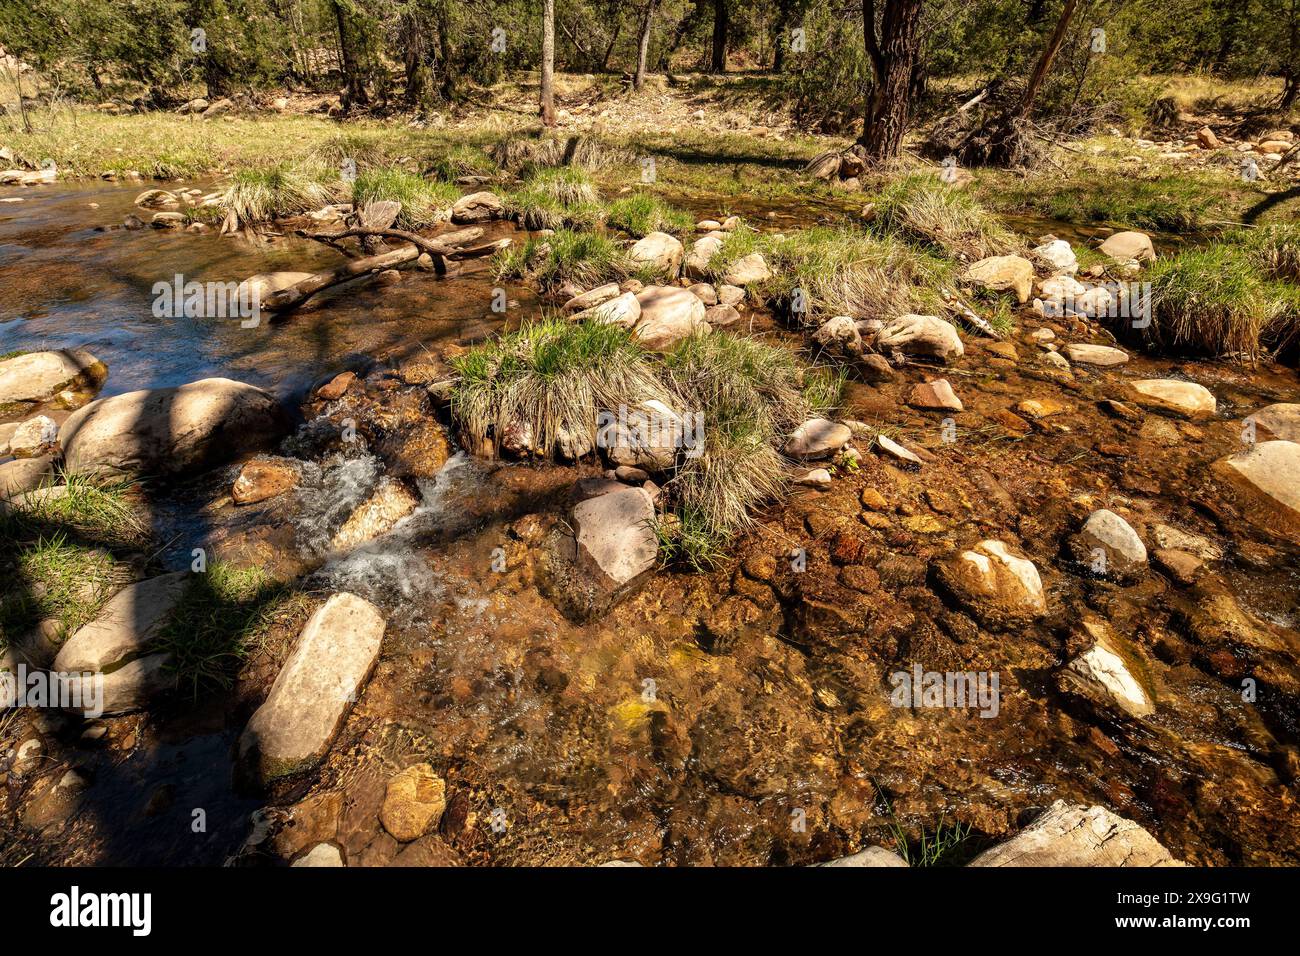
<box><xmin>908</xmin><ymin>379</ymin><xmax>963</xmax><ymax>413</ymax></box>
<box><xmin>572</xmin><ymin>486</ymin><xmax>657</xmax><ymax>589</ymax></box>
<box><xmin>969</xmin><ymin>800</ymin><xmax>1181</xmax><ymax>866</ymax></box>
<box><xmin>1064</xmin><ymin>343</ymin><xmax>1129</xmax><ymax>366</ymax></box>
<box><xmin>53</xmin><ymin>571</ymin><xmax>190</xmax><ymax>674</ymax></box>
<box><xmin>239</xmin><ymin>593</ymin><xmax>386</xmax><ymax>786</ymax></box>
<box><xmin>1211</xmin><ymin>440</ymin><xmax>1300</xmax><ymax>544</ymax></box>
<box><xmin>1129</xmin><ymin>379</ymin><xmax>1216</xmax><ymax>418</ymax></box>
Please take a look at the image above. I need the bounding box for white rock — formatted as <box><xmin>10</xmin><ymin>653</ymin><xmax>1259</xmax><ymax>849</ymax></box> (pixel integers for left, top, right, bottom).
<box><xmin>817</xmin><ymin>846</ymin><xmax>909</xmax><ymax>867</ymax></box>
<box><xmin>1211</xmin><ymin>440</ymin><xmax>1300</xmax><ymax>544</ymax></box>
<box><xmin>964</xmin><ymin>255</ymin><xmax>1035</xmax><ymax>303</ymax></box>
<box><xmin>562</xmin><ymin>283</ymin><xmax>622</xmax><ymax>313</ymax></box>
<box><xmin>1032</xmin><ymin>239</ymin><xmax>1078</xmax><ymax>276</ymax></box>
<box><xmin>1247</xmin><ymin>403</ymin><xmax>1300</xmax><ymax>442</ymax></box>
<box><xmin>1129</xmin><ymin>379</ymin><xmax>1216</xmax><ymax>419</ymax></box>
<box><xmin>239</xmin><ymin>593</ymin><xmax>386</xmax><ymax>785</ymax></box>
<box><xmin>5</xmin><ymin>416</ymin><xmax>58</xmax><ymax>457</ymax></box>
<box><xmin>572</xmin><ymin>486</ymin><xmax>657</xmax><ymax>589</ymax></box>
<box><xmin>1073</xmin><ymin>509</ymin><xmax>1147</xmax><ymax>577</ymax></box>
<box><xmin>1066</xmin><ymin>623</ymin><xmax>1155</xmax><ymax>717</ymax></box>
<box><xmin>572</xmin><ymin>290</ymin><xmax>641</xmax><ymax>329</ymax></box>
<box><xmin>1063</xmin><ymin>343</ymin><xmax>1129</xmax><ymax>367</ymax></box>
<box><xmin>54</xmin><ymin>572</ymin><xmax>190</xmax><ymax>674</ymax></box>
<box><xmin>683</xmin><ymin>235</ymin><xmax>724</xmax><ymax>280</ymax></box>
<box><xmin>784</xmin><ymin>419</ymin><xmax>851</xmax><ymax>459</ymax></box>
<box><xmin>937</xmin><ymin>540</ymin><xmax>1046</xmax><ymax>627</ymax></box>
<box><xmin>292</xmin><ymin>843</ymin><xmax>345</xmax><ymax>867</ymax></box>
<box><xmin>0</xmin><ymin>349</ymin><xmax>106</xmax><ymax>406</ymax></box>
<box><xmin>722</xmin><ymin>252</ymin><xmax>771</xmax><ymax>287</ymax></box>
<box><xmin>874</xmin><ymin>314</ymin><xmax>964</xmax><ymax>363</ymax></box>
<box><xmin>970</xmin><ymin>800</ymin><xmax>1180</xmax><ymax>866</ymax></box>
<box><xmin>628</xmin><ymin>231</ymin><xmax>684</xmax><ymax>276</ymax></box>
<box><xmin>1099</xmin><ymin>231</ymin><xmax>1155</xmax><ymax>262</ymax></box>
<box><xmin>632</xmin><ymin>286</ymin><xmax>708</xmax><ymax>350</ymax></box>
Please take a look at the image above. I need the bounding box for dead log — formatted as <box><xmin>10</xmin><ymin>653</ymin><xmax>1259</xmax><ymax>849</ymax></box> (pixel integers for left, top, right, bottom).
<box><xmin>941</xmin><ymin>288</ymin><xmax>1004</xmax><ymax>340</ymax></box>
<box><xmin>263</xmin><ymin>227</ymin><xmax>503</xmax><ymax>313</ymax></box>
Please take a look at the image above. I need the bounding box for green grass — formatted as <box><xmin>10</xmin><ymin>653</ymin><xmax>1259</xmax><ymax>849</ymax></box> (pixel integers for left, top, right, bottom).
<box><xmin>493</xmin><ymin>228</ymin><xmax>630</xmax><ymax>290</ymax></box>
<box><xmin>873</xmin><ymin>175</ymin><xmax>1019</xmax><ymax>260</ymax></box>
<box><xmin>0</xmin><ymin>532</ymin><xmax>125</xmax><ymax>650</ymax></box>
<box><xmin>606</xmin><ymin>192</ymin><xmax>695</xmax><ymax>238</ymax></box>
<box><xmin>505</xmin><ymin>166</ymin><xmax>606</xmax><ymax>230</ymax></box>
<box><xmin>221</xmin><ymin>162</ymin><xmax>342</xmax><ymax>226</ymax></box>
<box><xmin>753</xmin><ymin>225</ymin><xmax>954</xmax><ymax>325</ymax></box>
<box><xmin>449</xmin><ymin>317</ymin><xmax>672</xmax><ymax>459</ymax></box>
<box><xmin>425</xmin><ymin>145</ymin><xmax>498</xmax><ymax>183</ymax></box>
<box><xmin>1144</xmin><ymin>243</ymin><xmax>1298</xmax><ymax>359</ymax></box>
<box><xmin>155</xmin><ymin>562</ymin><xmax>308</xmax><ymax>698</ymax></box>
<box><xmin>0</xmin><ymin>474</ymin><xmax>148</xmax><ymax>548</ymax></box>
<box><xmin>351</xmin><ymin>167</ymin><xmax>460</xmax><ymax>229</ymax></box>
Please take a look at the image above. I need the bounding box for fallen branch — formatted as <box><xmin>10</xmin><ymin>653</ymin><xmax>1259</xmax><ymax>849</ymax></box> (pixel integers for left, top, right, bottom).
<box><xmin>264</xmin><ymin>226</ymin><xmax>501</xmax><ymax>313</ymax></box>
<box><xmin>941</xmin><ymin>288</ymin><xmax>1004</xmax><ymax>340</ymax></box>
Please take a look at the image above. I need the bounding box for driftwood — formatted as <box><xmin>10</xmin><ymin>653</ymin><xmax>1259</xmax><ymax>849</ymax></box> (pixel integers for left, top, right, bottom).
<box><xmin>941</xmin><ymin>288</ymin><xmax>1004</xmax><ymax>340</ymax></box>
<box><xmin>264</xmin><ymin>226</ymin><xmax>507</xmax><ymax>313</ymax></box>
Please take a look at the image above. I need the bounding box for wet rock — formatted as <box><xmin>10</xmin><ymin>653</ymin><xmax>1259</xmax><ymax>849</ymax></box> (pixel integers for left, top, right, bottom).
<box><xmin>683</xmin><ymin>235</ymin><xmax>723</xmax><ymax>279</ymax></box>
<box><xmin>572</xmin><ymin>486</ymin><xmax>657</xmax><ymax>590</ymax></box>
<box><xmin>232</xmin><ymin>458</ymin><xmax>300</xmax><ymax>505</ymax></box>
<box><xmin>817</xmin><ymin>846</ymin><xmax>909</xmax><ymax>867</ymax></box>
<box><xmin>5</xmin><ymin>415</ymin><xmax>57</xmax><ymax>457</ymax></box>
<box><xmin>1210</xmin><ymin>440</ymin><xmax>1300</xmax><ymax>544</ymax></box>
<box><xmin>450</xmin><ymin>191</ymin><xmax>504</xmax><ymax>224</ymax></box>
<box><xmin>379</xmin><ymin>764</ymin><xmax>447</xmax><ymax>842</ymax></box>
<box><xmin>1063</xmin><ymin>343</ymin><xmax>1129</xmax><ymax>367</ymax></box>
<box><xmin>0</xmin><ymin>455</ymin><xmax>54</xmax><ymax>497</ymax></box>
<box><xmin>270</xmin><ymin>790</ymin><xmax>344</xmax><ymax>860</ymax></box>
<box><xmin>874</xmin><ymin>314</ymin><xmax>964</xmax><ymax>363</ymax></box>
<box><xmin>573</xmin><ymin>291</ymin><xmax>640</xmax><ymax>329</ymax></box>
<box><xmin>1247</xmin><ymin>403</ymin><xmax>1300</xmax><ymax>442</ymax></box>
<box><xmin>60</xmin><ymin>377</ymin><xmax>284</xmax><ymax>478</ymax></box>
<box><xmin>857</xmin><ymin>353</ymin><xmax>896</xmax><ymax>382</ymax></box>
<box><xmin>935</xmin><ymin>539</ymin><xmax>1047</xmax><ymax>628</ymax></box>
<box><xmin>239</xmin><ymin>593</ymin><xmax>386</xmax><ymax>786</ymax></box>
<box><xmin>1153</xmin><ymin>548</ymin><xmax>1202</xmax><ymax>585</ymax></box>
<box><xmin>292</xmin><ymin>843</ymin><xmax>345</xmax><ymax>867</ymax></box>
<box><xmin>329</xmin><ymin>478</ymin><xmax>420</xmax><ymax>551</ymax></box>
<box><xmin>1152</xmin><ymin>524</ymin><xmax>1220</xmax><ymax>560</ymax></box>
<box><xmin>0</xmin><ymin>349</ymin><xmax>107</xmax><ymax>406</ymax></box>
<box><xmin>1062</xmin><ymin>620</ymin><xmax>1155</xmax><ymax>718</ymax></box>
<box><xmin>562</xmin><ymin>283</ymin><xmax>621</xmax><ymax>313</ymax></box>
<box><xmin>784</xmin><ymin>419</ymin><xmax>851</xmax><ymax>460</ymax></box>
<box><xmin>1098</xmin><ymin>231</ymin><xmax>1155</xmax><ymax>262</ymax></box>
<box><xmin>628</xmin><ymin>232</ymin><xmax>684</xmax><ymax>276</ymax></box>
<box><xmin>53</xmin><ymin>571</ymin><xmax>190</xmax><ymax>675</ymax></box>
<box><xmin>1128</xmin><ymin>379</ymin><xmax>1215</xmax><ymax>419</ymax></box>
<box><xmin>969</xmin><ymin>800</ymin><xmax>1180</xmax><ymax>867</ymax></box>
<box><xmin>1016</xmin><ymin>398</ymin><xmax>1067</xmax><ymax>419</ymax></box>
<box><xmin>1040</xmin><ymin>350</ymin><xmax>1071</xmax><ymax>374</ymax></box>
<box><xmin>315</xmin><ymin>371</ymin><xmax>356</xmax><ymax>401</ymax></box>
<box><xmin>723</xmin><ymin>252</ymin><xmax>771</xmax><ymax>286</ymax></box>
<box><xmin>1032</xmin><ymin>239</ymin><xmax>1078</xmax><ymax>275</ymax></box>
<box><xmin>1070</xmin><ymin>509</ymin><xmax>1147</xmax><ymax>578</ymax></box>
<box><xmin>632</xmin><ymin>286</ymin><xmax>709</xmax><ymax>350</ymax></box>
<box><xmin>964</xmin><ymin>255</ymin><xmax>1034</xmax><ymax>303</ymax></box>
<box><xmin>908</xmin><ymin>379</ymin><xmax>963</xmax><ymax>413</ymax></box>
<box><xmin>1101</xmin><ymin>399</ymin><xmax>1142</xmax><ymax>422</ymax></box>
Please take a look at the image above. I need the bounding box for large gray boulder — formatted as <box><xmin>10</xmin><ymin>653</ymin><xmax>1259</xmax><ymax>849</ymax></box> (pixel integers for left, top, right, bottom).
<box><xmin>969</xmin><ymin>800</ymin><xmax>1181</xmax><ymax>866</ymax></box>
<box><xmin>0</xmin><ymin>349</ymin><xmax>107</xmax><ymax>406</ymax></box>
<box><xmin>59</xmin><ymin>377</ymin><xmax>284</xmax><ymax>478</ymax></box>
<box><xmin>239</xmin><ymin>593</ymin><xmax>386</xmax><ymax>786</ymax></box>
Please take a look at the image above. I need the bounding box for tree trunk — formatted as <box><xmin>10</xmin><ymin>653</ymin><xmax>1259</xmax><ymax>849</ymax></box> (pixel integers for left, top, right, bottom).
<box><xmin>857</xmin><ymin>0</ymin><xmax>926</xmax><ymax>162</ymax></box>
<box><xmin>634</xmin><ymin>0</ymin><xmax>657</xmax><ymax>90</ymax></box>
<box><xmin>332</xmin><ymin>0</ymin><xmax>369</xmax><ymax>107</ymax></box>
<box><xmin>711</xmin><ymin>0</ymin><xmax>728</xmax><ymax>73</ymax></box>
<box><xmin>1012</xmin><ymin>0</ymin><xmax>1080</xmax><ymax>119</ymax></box>
<box><xmin>772</xmin><ymin>0</ymin><xmax>793</xmax><ymax>73</ymax></box>
<box><xmin>541</xmin><ymin>0</ymin><xmax>557</xmax><ymax>125</ymax></box>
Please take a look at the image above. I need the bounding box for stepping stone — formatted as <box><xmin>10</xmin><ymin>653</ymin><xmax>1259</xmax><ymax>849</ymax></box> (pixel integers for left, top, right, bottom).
<box><xmin>1064</xmin><ymin>343</ymin><xmax>1129</xmax><ymax>367</ymax></box>
<box><xmin>1128</xmin><ymin>379</ymin><xmax>1215</xmax><ymax>419</ymax></box>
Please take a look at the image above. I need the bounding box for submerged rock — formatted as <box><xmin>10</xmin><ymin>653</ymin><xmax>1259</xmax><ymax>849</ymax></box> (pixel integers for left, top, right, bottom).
<box><xmin>1062</xmin><ymin>620</ymin><xmax>1155</xmax><ymax>718</ymax></box>
<box><xmin>239</xmin><ymin>593</ymin><xmax>386</xmax><ymax>786</ymax></box>
<box><xmin>969</xmin><ymin>800</ymin><xmax>1181</xmax><ymax>866</ymax></box>
<box><xmin>935</xmin><ymin>539</ymin><xmax>1047</xmax><ymax>628</ymax></box>
<box><xmin>292</xmin><ymin>843</ymin><xmax>345</xmax><ymax>867</ymax></box>
<box><xmin>0</xmin><ymin>349</ymin><xmax>107</xmax><ymax>406</ymax></box>
<box><xmin>329</xmin><ymin>478</ymin><xmax>420</xmax><ymax>552</ymax></box>
<box><xmin>380</xmin><ymin>764</ymin><xmax>447</xmax><ymax>843</ymax></box>
<box><xmin>60</xmin><ymin>377</ymin><xmax>284</xmax><ymax>478</ymax></box>
<box><xmin>232</xmin><ymin>458</ymin><xmax>300</xmax><ymax>505</ymax></box>
<box><xmin>1247</xmin><ymin>403</ymin><xmax>1300</xmax><ymax>442</ymax></box>
<box><xmin>1063</xmin><ymin>343</ymin><xmax>1129</xmax><ymax>367</ymax></box>
<box><xmin>817</xmin><ymin>846</ymin><xmax>909</xmax><ymax>867</ymax></box>
<box><xmin>1210</xmin><ymin>440</ymin><xmax>1300</xmax><ymax>544</ymax></box>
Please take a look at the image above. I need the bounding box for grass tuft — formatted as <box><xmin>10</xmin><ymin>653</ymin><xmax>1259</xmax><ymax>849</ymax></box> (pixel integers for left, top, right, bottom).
<box><xmin>222</xmin><ymin>162</ymin><xmax>341</xmax><ymax>225</ymax></box>
<box><xmin>351</xmin><ymin>167</ymin><xmax>459</xmax><ymax>229</ymax></box>
<box><xmin>493</xmin><ymin>228</ymin><xmax>630</xmax><ymax>290</ymax></box>
<box><xmin>606</xmin><ymin>192</ymin><xmax>695</xmax><ymax>238</ymax></box>
<box><xmin>873</xmin><ymin>175</ymin><xmax>1018</xmax><ymax>260</ymax></box>
<box><xmin>506</xmin><ymin>166</ymin><xmax>606</xmax><ymax>230</ymax></box>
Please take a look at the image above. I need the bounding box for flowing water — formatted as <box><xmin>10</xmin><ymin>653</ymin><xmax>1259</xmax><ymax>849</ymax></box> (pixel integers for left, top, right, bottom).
<box><xmin>2</xmin><ymin>182</ymin><xmax>1298</xmax><ymax>867</ymax></box>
